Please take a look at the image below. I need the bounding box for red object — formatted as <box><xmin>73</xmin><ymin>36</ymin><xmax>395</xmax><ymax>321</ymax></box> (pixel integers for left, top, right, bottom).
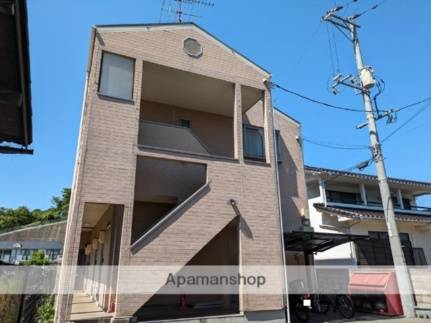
<box><xmin>348</xmin><ymin>271</ymin><xmax>403</xmax><ymax>316</ymax></box>
<box><xmin>109</xmin><ymin>296</ymin><xmax>116</xmax><ymax>313</ymax></box>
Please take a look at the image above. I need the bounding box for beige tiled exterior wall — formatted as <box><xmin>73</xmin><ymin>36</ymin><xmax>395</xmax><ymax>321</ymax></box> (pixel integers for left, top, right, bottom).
<box><xmin>140</xmin><ymin>100</ymin><xmax>234</xmax><ymax>157</ymax></box>
<box><xmin>245</xmin><ymin>105</ymin><xmax>307</xmax><ymax>232</ymax></box>
<box><xmin>274</xmin><ymin>110</ymin><xmax>307</xmax><ymax>232</ymax></box>
<box><xmin>57</xmin><ymin>24</ymin><xmax>306</xmax><ymax>322</ymax></box>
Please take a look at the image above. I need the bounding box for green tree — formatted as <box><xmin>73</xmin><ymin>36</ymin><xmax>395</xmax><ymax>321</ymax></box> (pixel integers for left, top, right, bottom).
<box><xmin>51</xmin><ymin>188</ymin><xmax>71</xmax><ymax>218</ymax></box>
<box><xmin>24</xmin><ymin>250</ymin><xmax>50</xmax><ymax>266</ymax></box>
<box><xmin>0</xmin><ymin>188</ymin><xmax>71</xmax><ymax>231</ymax></box>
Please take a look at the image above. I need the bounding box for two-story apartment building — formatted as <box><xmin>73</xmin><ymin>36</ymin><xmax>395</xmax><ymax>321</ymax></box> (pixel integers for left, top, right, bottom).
<box><xmin>56</xmin><ymin>23</ymin><xmax>307</xmax><ymax>323</ymax></box>
<box><xmin>306</xmin><ymin>165</ymin><xmax>431</xmax><ymax>267</ymax></box>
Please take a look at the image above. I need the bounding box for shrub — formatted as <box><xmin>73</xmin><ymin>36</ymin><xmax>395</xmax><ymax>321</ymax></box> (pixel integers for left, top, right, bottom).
<box><xmin>36</xmin><ymin>296</ymin><xmax>55</xmax><ymax>323</ymax></box>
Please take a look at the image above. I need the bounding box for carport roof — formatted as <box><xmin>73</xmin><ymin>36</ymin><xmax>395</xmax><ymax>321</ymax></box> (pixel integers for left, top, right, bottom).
<box><xmin>284</xmin><ymin>230</ymin><xmax>367</xmax><ymax>254</ymax></box>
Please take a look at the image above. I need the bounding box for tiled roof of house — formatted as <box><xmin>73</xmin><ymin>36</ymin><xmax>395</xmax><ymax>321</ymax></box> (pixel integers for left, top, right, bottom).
<box><xmin>314</xmin><ymin>203</ymin><xmax>431</xmax><ymax>223</ymax></box>
<box><xmin>305</xmin><ymin>165</ymin><xmax>431</xmax><ymax>189</ymax></box>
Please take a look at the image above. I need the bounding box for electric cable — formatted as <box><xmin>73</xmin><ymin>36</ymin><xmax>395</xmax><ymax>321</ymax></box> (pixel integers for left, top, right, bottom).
<box><xmin>325</xmin><ymin>23</ymin><xmax>337</xmax><ymax>75</ymax></box>
<box><xmin>393</xmin><ymin>97</ymin><xmax>431</xmax><ymax>113</ymax></box>
<box><xmin>330</xmin><ymin>23</ymin><xmax>341</xmax><ymax>73</ymax></box>
<box><xmin>382</xmin><ymin>102</ymin><xmax>431</xmax><ymax>143</ymax></box>
<box><xmin>317</xmin><ymin>156</ymin><xmax>374</xmax><ymax>184</ymax></box>
<box><xmin>291</xmin><ymin>21</ymin><xmax>323</xmax><ymax>73</ymax></box>
<box><xmin>351</xmin><ymin>0</ymin><xmax>388</xmax><ymax>19</ymax></box>
<box><xmin>302</xmin><ymin>136</ymin><xmax>370</xmax><ymax>150</ymax></box>
<box><xmin>159</xmin><ymin>0</ymin><xmax>166</xmax><ymax>22</ymax></box>
<box><xmin>271</xmin><ymin>82</ymin><xmax>364</xmax><ymax>112</ymax></box>
<box><xmin>272</xmin><ymin>81</ymin><xmax>430</xmax><ymax>116</ymax></box>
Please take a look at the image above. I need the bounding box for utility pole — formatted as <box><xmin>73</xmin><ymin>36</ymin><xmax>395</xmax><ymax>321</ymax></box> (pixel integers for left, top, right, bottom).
<box><xmin>323</xmin><ymin>7</ymin><xmax>416</xmax><ymax>318</ymax></box>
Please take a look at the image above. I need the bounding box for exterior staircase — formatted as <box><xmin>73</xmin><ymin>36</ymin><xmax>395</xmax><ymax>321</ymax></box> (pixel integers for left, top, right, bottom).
<box><xmin>121</xmin><ymin>181</ymin><xmax>238</xmax><ymax>316</ymax></box>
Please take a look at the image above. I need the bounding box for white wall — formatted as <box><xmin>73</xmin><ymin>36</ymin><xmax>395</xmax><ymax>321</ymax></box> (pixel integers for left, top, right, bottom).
<box><xmin>308</xmin><ymin>180</ymin><xmax>357</xmax><ymax>266</ymax></box>
<box><xmin>307</xmin><ymin>178</ymin><xmax>431</xmax><ymax>266</ymax></box>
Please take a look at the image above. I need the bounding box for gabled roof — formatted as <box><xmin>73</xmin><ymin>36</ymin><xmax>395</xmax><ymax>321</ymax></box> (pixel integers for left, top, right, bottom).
<box><xmin>94</xmin><ymin>22</ymin><xmax>270</xmax><ymax>76</ymax></box>
<box><xmin>305</xmin><ymin>165</ymin><xmax>431</xmax><ymax>190</ymax></box>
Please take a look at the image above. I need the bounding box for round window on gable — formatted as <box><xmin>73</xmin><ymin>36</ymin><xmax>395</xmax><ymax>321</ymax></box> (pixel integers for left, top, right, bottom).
<box><xmin>183</xmin><ymin>38</ymin><xmax>203</xmax><ymax>58</ymax></box>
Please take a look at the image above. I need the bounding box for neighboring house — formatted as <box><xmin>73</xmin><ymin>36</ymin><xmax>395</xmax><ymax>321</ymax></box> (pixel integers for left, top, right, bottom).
<box><xmin>0</xmin><ymin>240</ymin><xmax>63</xmax><ymax>264</ymax></box>
<box><xmin>0</xmin><ymin>221</ymin><xmax>66</xmax><ymax>264</ymax></box>
<box><xmin>306</xmin><ymin>165</ymin><xmax>431</xmax><ymax>267</ymax></box>
<box><xmin>56</xmin><ymin>22</ymin><xmax>307</xmax><ymax>323</ymax></box>
<box><xmin>0</xmin><ymin>0</ymin><xmax>33</xmax><ymax>154</ymax></box>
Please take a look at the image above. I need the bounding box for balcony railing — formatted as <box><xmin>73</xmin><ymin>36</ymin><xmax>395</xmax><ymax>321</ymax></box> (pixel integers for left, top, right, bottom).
<box><xmin>327</xmin><ymin>197</ymin><xmax>363</xmax><ymax>205</ymax></box>
<box><xmin>409</xmin><ymin>205</ymin><xmax>431</xmax><ymax>212</ymax></box>
<box><xmin>326</xmin><ymin>198</ymin><xmax>431</xmax><ymax>215</ymax></box>
<box><xmin>138</xmin><ymin>121</ymin><xmax>209</xmax><ymax>155</ymax></box>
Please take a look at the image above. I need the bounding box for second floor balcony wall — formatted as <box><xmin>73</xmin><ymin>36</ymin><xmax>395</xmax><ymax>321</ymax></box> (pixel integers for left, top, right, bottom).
<box><xmin>138</xmin><ymin>121</ymin><xmax>209</xmax><ymax>156</ymax></box>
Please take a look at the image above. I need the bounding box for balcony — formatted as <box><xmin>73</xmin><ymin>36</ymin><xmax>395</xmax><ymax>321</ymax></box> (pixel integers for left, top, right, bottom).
<box><xmin>325</xmin><ymin>189</ymin><xmax>431</xmax><ymax>216</ymax></box>
<box><xmin>138</xmin><ymin>61</ymin><xmax>264</xmax><ymax>161</ymax></box>
<box><xmin>138</xmin><ymin>121</ymin><xmax>210</xmax><ymax>156</ymax></box>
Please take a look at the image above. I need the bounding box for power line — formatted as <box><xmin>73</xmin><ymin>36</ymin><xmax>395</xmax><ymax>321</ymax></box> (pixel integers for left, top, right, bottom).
<box><xmin>159</xmin><ymin>0</ymin><xmax>166</xmax><ymax>22</ymax></box>
<box><xmin>341</xmin><ymin>0</ymin><xmax>359</xmax><ymax>16</ymax></box>
<box><xmin>330</xmin><ymin>22</ymin><xmax>341</xmax><ymax>73</ymax></box>
<box><xmin>291</xmin><ymin>21</ymin><xmax>323</xmax><ymax>73</ymax></box>
<box><xmin>271</xmin><ymin>82</ymin><xmax>364</xmax><ymax>112</ymax></box>
<box><xmin>341</xmin><ymin>0</ymin><xmax>359</xmax><ymax>8</ymax></box>
<box><xmin>382</xmin><ymin>102</ymin><xmax>431</xmax><ymax>143</ymax></box>
<box><xmin>325</xmin><ymin>23</ymin><xmax>336</xmax><ymax>75</ymax></box>
<box><xmin>319</xmin><ymin>157</ymin><xmax>375</xmax><ymax>183</ymax></box>
<box><xmin>351</xmin><ymin>0</ymin><xmax>388</xmax><ymax>19</ymax></box>
<box><xmin>400</xmin><ymin>119</ymin><xmax>431</xmax><ymax>135</ymax></box>
<box><xmin>302</xmin><ymin>136</ymin><xmax>370</xmax><ymax>150</ymax></box>
<box><xmin>272</xmin><ymin>81</ymin><xmax>431</xmax><ymax>117</ymax></box>
<box><xmin>393</xmin><ymin>97</ymin><xmax>431</xmax><ymax>113</ymax></box>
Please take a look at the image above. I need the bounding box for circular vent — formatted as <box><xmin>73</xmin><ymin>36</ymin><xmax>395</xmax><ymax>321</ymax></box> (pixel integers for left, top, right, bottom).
<box><xmin>183</xmin><ymin>38</ymin><xmax>203</xmax><ymax>58</ymax></box>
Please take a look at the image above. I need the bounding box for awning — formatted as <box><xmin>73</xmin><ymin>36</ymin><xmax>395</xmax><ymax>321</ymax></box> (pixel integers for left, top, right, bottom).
<box><xmin>0</xmin><ymin>0</ymin><xmax>33</xmax><ymax>153</ymax></box>
<box><xmin>284</xmin><ymin>230</ymin><xmax>368</xmax><ymax>254</ymax></box>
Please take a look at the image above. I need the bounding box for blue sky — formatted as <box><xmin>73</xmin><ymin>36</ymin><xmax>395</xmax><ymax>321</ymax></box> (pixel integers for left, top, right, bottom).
<box><xmin>2</xmin><ymin>0</ymin><xmax>430</xmax><ymax>209</ymax></box>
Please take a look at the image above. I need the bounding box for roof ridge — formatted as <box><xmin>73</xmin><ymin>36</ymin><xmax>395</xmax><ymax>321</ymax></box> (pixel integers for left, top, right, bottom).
<box><xmin>305</xmin><ymin>165</ymin><xmax>431</xmax><ymax>187</ymax></box>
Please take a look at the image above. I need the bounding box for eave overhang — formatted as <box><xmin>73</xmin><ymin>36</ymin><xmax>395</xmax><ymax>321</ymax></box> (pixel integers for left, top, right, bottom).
<box><xmin>0</xmin><ymin>0</ymin><xmax>33</xmax><ymax>153</ymax></box>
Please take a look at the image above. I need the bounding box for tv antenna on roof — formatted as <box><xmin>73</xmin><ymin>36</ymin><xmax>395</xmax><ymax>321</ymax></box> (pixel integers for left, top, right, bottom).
<box><xmin>160</xmin><ymin>0</ymin><xmax>215</xmax><ymax>23</ymax></box>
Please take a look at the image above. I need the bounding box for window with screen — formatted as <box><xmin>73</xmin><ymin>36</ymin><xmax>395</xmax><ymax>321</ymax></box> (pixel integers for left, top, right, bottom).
<box><xmin>356</xmin><ymin>231</ymin><xmax>426</xmax><ymax>266</ymax></box>
<box><xmin>243</xmin><ymin>125</ymin><xmax>265</xmax><ymax>161</ymax></box>
<box><xmin>99</xmin><ymin>52</ymin><xmax>135</xmax><ymax>101</ymax></box>
<box><xmin>326</xmin><ymin>190</ymin><xmax>362</xmax><ymax>204</ymax></box>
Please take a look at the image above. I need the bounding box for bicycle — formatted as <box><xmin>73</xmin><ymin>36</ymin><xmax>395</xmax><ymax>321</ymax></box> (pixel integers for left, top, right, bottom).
<box><xmin>311</xmin><ymin>294</ymin><xmax>355</xmax><ymax>319</ymax></box>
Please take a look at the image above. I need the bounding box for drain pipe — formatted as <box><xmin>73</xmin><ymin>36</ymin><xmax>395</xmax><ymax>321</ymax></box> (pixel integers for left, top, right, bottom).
<box><xmin>266</xmin><ymin>78</ymin><xmax>291</xmax><ymax>323</ymax></box>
